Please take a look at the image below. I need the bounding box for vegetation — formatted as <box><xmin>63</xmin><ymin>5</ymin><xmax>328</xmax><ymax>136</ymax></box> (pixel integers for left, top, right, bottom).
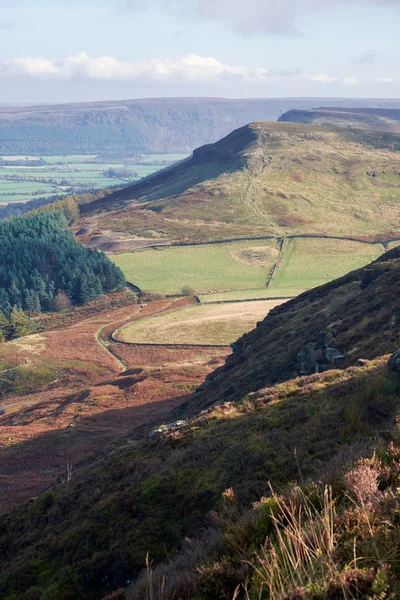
<box><xmin>0</xmin><ymin>212</ymin><xmax>126</xmax><ymax>315</ymax></box>
<box><xmin>194</xmin><ymin>245</ymin><xmax>400</xmax><ymax>408</ymax></box>
<box><xmin>0</xmin><ymin>356</ymin><xmax>399</xmax><ymax>599</ymax></box>
<box><xmin>112</xmin><ymin>241</ymin><xmax>278</xmax><ymax>294</ymax></box>
<box><xmin>80</xmin><ymin>122</ymin><xmax>400</xmax><ymax>243</ymax></box>
<box><xmin>111</xmin><ymin>237</ymin><xmax>384</xmax><ymax>300</ymax></box>
<box><xmin>268</xmin><ymin>238</ymin><xmax>383</xmax><ymax>296</ymax></box>
<box><xmin>118</xmin><ymin>300</ymin><xmax>284</xmax><ymax>345</ymax></box>
<box><xmin>0</xmin><ymin>154</ymin><xmax>177</xmax><ymax>209</ymax></box>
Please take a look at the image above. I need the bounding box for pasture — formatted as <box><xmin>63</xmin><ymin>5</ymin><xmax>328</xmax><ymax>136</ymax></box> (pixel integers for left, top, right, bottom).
<box><xmin>112</xmin><ymin>240</ymin><xmax>281</xmax><ymax>294</ymax></box>
<box><xmin>268</xmin><ymin>238</ymin><xmax>384</xmax><ymax>296</ymax></box>
<box><xmin>111</xmin><ymin>236</ymin><xmax>386</xmax><ymax>300</ymax></box>
<box><xmin>117</xmin><ymin>299</ymin><xmax>286</xmax><ymax>345</ymax></box>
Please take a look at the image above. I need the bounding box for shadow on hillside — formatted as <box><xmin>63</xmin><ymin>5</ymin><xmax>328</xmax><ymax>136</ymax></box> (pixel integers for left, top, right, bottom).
<box><xmin>80</xmin><ymin>125</ymin><xmax>258</xmax><ymax>213</ymax></box>
<box><xmin>0</xmin><ymin>392</ymin><xmax>188</xmax><ymax>515</ymax></box>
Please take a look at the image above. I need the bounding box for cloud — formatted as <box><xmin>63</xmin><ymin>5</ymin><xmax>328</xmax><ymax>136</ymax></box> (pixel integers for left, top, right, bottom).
<box><xmin>0</xmin><ymin>52</ymin><xmax>342</xmax><ymax>86</ymax></box>
<box><xmin>356</xmin><ymin>49</ymin><xmax>379</xmax><ymax>64</ymax></box>
<box><xmin>124</xmin><ymin>0</ymin><xmax>399</xmax><ymax>34</ymax></box>
<box><xmin>305</xmin><ymin>73</ymin><xmax>338</xmax><ymax>84</ymax></box>
<box><xmin>343</xmin><ymin>75</ymin><xmax>361</xmax><ymax>85</ymax></box>
<box><xmin>377</xmin><ymin>77</ymin><xmax>394</xmax><ymax>83</ymax></box>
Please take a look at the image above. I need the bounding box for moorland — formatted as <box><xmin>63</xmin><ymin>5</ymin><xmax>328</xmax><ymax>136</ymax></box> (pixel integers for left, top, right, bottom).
<box><xmin>0</xmin><ymin>109</ymin><xmax>399</xmax><ymax>600</ymax></box>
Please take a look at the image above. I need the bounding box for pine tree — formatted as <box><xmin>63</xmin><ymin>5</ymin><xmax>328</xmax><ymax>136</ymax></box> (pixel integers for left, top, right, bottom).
<box><xmin>24</xmin><ymin>290</ymin><xmax>41</xmax><ymax>313</ymax></box>
<box><xmin>0</xmin><ymin>311</ymin><xmax>11</xmax><ymax>342</ymax></box>
<box><xmin>9</xmin><ymin>307</ymin><xmax>32</xmax><ymax>339</ymax></box>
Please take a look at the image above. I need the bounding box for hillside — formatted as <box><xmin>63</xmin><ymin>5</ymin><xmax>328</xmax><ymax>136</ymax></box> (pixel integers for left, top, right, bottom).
<box><xmin>279</xmin><ymin>107</ymin><xmax>400</xmax><ymax>133</ymax></box>
<box><xmin>2</xmin><ymin>97</ymin><xmax>400</xmax><ymax>156</ymax></box>
<box><xmin>78</xmin><ymin>121</ymin><xmax>400</xmax><ymax>244</ymax></box>
<box><xmin>193</xmin><ymin>245</ymin><xmax>400</xmax><ymax>409</ymax></box>
<box><xmin>0</xmin><ymin>249</ymin><xmax>399</xmax><ymax>599</ymax></box>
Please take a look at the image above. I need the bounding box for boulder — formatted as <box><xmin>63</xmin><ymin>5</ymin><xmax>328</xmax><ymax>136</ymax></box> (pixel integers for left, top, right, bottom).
<box><xmin>388</xmin><ymin>349</ymin><xmax>400</xmax><ymax>375</ymax></box>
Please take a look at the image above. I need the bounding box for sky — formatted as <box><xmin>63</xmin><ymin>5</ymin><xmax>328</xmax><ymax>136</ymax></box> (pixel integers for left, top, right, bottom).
<box><xmin>0</xmin><ymin>0</ymin><xmax>399</xmax><ymax>103</ymax></box>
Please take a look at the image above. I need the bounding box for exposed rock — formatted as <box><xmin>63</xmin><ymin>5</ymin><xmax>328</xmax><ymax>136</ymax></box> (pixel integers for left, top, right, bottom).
<box><xmin>388</xmin><ymin>349</ymin><xmax>400</xmax><ymax>375</ymax></box>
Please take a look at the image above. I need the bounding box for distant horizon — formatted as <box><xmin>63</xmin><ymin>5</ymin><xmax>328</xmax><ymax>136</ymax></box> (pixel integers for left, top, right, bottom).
<box><xmin>2</xmin><ymin>95</ymin><xmax>400</xmax><ymax>109</ymax></box>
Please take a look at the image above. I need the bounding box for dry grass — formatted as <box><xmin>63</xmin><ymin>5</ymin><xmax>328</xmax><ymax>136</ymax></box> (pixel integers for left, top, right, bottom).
<box><xmin>118</xmin><ymin>300</ymin><xmax>285</xmax><ymax>345</ymax></box>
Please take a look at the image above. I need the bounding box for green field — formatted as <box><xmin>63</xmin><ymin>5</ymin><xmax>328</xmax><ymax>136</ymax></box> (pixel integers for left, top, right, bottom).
<box><xmin>118</xmin><ymin>299</ymin><xmax>285</xmax><ymax>345</ymax></box>
<box><xmin>268</xmin><ymin>238</ymin><xmax>384</xmax><ymax>296</ymax></box>
<box><xmin>112</xmin><ymin>237</ymin><xmax>386</xmax><ymax>300</ymax></box>
<box><xmin>0</xmin><ymin>154</ymin><xmax>187</xmax><ymax>204</ymax></box>
<box><xmin>112</xmin><ymin>240</ymin><xmax>281</xmax><ymax>294</ymax></box>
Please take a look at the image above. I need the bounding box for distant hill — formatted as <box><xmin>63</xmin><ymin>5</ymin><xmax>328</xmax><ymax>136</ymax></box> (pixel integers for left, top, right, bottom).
<box><xmin>193</xmin><ymin>245</ymin><xmax>400</xmax><ymax>409</ymax></box>
<box><xmin>279</xmin><ymin>107</ymin><xmax>400</xmax><ymax>133</ymax></box>
<box><xmin>79</xmin><ymin>121</ymin><xmax>400</xmax><ymax>244</ymax></box>
<box><xmin>2</xmin><ymin>97</ymin><xmax>400</xmax><ymax>155</ymax></box>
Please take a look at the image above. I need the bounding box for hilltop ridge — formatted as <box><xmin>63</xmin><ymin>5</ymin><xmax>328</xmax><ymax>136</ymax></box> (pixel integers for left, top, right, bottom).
<box><xmin>78</xmin><ymin>121</ymin><xmax>400</xmax><ymax>244</ymax></box>
<box><xmin>279</xmin><ymin>106</ymin><xmax>400</xmax><ymax>133</ymax></box>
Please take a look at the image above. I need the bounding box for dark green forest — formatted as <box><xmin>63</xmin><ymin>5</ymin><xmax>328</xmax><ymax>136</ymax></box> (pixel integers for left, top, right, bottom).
<box><xmin>0</xmin><ymin>212</ymin><xmax>125</xmax><ymax>317</ymax></box>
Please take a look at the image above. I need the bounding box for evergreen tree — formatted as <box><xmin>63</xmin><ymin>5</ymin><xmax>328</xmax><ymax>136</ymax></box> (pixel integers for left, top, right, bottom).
<box><xmin>0</xmin><ymin>311</ymin><xmax>12</xmax><ymax>342</ymax></box>
<box><xmin>9</xmin><ymin>307</ymin><xmax>33</xmax><ymax>339</ymax></box>
<box><xmin>0</xmin><ymin>211</ymin><xmax>126</xmax><ymax>316</ymax></box>
<box><xmin>24</xmin><ymin>290</ymin><xmax>41</xmax><ymax>313</ymax></box>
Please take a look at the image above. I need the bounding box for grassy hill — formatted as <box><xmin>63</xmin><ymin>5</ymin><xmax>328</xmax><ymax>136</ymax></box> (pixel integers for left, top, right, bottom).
<box><xmin>0</xmin><ymin>249</ymin><xmax>399</xmax><ymax>599</ymax></box>
<box><xmin>279</xmin><ymin>107</ymin><xmax>400</xmax><ymax>133</ymax></box>
<box><xmin>2</xmin><ymin>97</ymin><xmax>400</xmax><ymax>156</ymax></box>
<box><xmin>79</xmin><ymin>121</ymin><xmax>400</xmax><ymax>244</ymax></box>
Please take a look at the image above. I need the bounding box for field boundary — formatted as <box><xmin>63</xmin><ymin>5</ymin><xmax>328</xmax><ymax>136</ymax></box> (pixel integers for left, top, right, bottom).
<box><xmin>113</xmin><ymin>233</ymin><xmax>400</xmax><ymax>254</ymax></box>
<box><xmin>199</xmin><ymin>296</ymin><xmax>293</xmax><ymax>305</ymax></box>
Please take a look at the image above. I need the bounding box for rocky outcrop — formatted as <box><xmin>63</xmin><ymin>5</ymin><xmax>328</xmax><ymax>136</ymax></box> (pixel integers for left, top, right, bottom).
<box><xmin>388</xmin><ymin>349</ymin><xmax>400</xmax><ymax>375</ymax></box>
<box><xmin>297</xmin><ymin>334</ymin><xmax>345</xmax><ymax>375</ymax></box>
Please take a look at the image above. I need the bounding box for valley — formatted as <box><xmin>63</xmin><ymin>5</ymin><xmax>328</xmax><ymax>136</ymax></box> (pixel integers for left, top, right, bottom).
<box><xmin>0</xmin><ymin>110</ymin><xmax>399</xmax><ymax>599</ymax></box>
<box><xmin>0</xmin><ymin>294</ymin><xmax>228</xmax><ymax>512</ymax></box>
<box><xmin>0</xmin><ymin>153</ymin><xmax>186</xmax><ymax>204</ymax></box>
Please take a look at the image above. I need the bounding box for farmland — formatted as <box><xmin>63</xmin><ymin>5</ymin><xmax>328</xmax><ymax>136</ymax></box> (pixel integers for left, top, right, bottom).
<box><xmin>0</xmin><ymin>153</ymin><xmax>187</xmax><ymax>204</ymax></box>
<box><xmin>112</xmin><ymin>240</ymin><xmax>280</xmax><ymax>294</ymax></box>
<box><xmin>111</xmin><ymin>236</ymin><xmax>386</xmax><ymax>299</ymax></box>
<box><xmin>117</xmin><ymin>299</ymin><xmax>285</xmax><ymax>345</ymax></box>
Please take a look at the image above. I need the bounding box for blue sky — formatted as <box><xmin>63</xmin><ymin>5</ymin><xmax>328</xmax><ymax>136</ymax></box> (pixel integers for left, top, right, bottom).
<box><xmin>0</xmin><ymin>0</ymin><xmax>399</xmax><ymax>102</ymax></box>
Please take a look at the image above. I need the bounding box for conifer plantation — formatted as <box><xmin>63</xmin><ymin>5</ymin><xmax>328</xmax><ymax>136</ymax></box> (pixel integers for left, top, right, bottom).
<box><xmin>0</xmin><ymin>212</ymin><xmax>125</xmax><ymax>322</ymax></box>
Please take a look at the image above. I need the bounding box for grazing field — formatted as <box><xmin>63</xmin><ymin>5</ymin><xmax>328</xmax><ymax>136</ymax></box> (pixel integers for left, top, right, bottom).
<box><xmin>0</xmin><ymin>153</ymin><xmax>187</xmax><ymax>204</ymax></box>
<box><xmin>111</xmin><ymin>236</ymin><xmax>386</xmax><ymax>300</ymax></box>
<box><xmin>117</xmin><ymin>299</ymin><xmax>285</xmax><ymax>345</ymax></box>
<box><xmin>268</xmin><ymin>238</ymin><xmax>385</xmax><ymax>296</ymax></box>
<box><xmin>112</xmin><ymin>240</ymin><xmax>280</xmax><ymax>294</ymax></box>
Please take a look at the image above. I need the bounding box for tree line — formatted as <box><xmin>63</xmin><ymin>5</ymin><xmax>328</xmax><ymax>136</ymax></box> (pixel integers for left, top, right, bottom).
<box><xmin>0</xmin><ymin>211</ymin><xmax>126</xmax><ymax>320</ymax></box>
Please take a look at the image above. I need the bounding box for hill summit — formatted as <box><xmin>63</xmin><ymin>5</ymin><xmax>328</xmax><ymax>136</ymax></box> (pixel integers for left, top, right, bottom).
<box><xmin>79</xmin><ymin>121</ymin><xmax>400</xmax><ymax>244</ymax></box>
<box><xmin>279</xmin><ymin>107</ymin><xmax>400</xmax><ymax>133</ymax></box>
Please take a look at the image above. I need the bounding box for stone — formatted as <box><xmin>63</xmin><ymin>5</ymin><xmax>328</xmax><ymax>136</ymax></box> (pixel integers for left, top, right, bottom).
<box><xmin>388</xmin><ymin>349</ymin><xmax>400</xmax><ymax>375</ymax></box>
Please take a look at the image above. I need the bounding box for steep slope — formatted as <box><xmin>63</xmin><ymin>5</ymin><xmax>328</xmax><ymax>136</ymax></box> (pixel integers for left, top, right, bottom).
<box><xmin>193</xmin><ymin>246</ymin><xmax>400</xmax><ymax>409</ymax></box>
<box><xmin>79</xmin><ymin>122</ymin><xmax>400</xmax><ymax>243</ymax></box>
<box><xmin>0</xmin><ymin>251</ymin><xmax>400</xmax><ymax>599</ymax></box>
<box><xmin>2</xmin><ymin>97</ymin><xmax>400</xmax><ymax>155</ymax></box>
<box><xmin>279</xmin><ymin>107</ymin><xmax>400</xmax><ymax>133</ymax></box>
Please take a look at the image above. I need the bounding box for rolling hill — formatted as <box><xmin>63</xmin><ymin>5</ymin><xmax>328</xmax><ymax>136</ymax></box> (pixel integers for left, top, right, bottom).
<box><xmin>279</xmin><ymin>107</ymin><xmax>400</xmax><ymax>133</ymax></box>
<box><xmin>78</xmin><ymin>121</ymin><xmax>400</xmax><ymax>244</ymax></box>
<box><xmin>2</xmin><ymin>97</ymin><xmax>400</xmax><ymax>156</ymax></box>
<box><xmin>0</xmin><ymin>248</ymin><xmax>399</xmax><ymax>600</ymax></box>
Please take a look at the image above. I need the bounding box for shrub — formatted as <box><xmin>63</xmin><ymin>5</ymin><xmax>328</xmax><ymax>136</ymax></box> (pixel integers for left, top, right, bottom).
<box><xmin>181</xmin><ymin>286</ymin><xmax>195</xmax><ymax>296</ymax></box>
<box><xmin>53</xmin><ymin>290</ymin><xmax>72</xmax><ymax>312</ymax></box>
